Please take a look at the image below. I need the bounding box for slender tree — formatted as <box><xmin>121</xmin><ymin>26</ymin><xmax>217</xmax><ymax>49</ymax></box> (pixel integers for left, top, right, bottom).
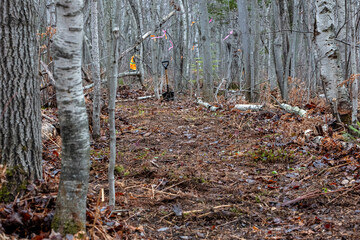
<box><xmin>237</xmin><ymin>0</ymin><xmax>251</xmax><ymax>101</ymax></box>
<box><xmin>108</xmin><ymin>0</ymin><xmax>119</xmax><ymax>207</ymax></box>
<box><xmin>151</xmin><ymin>1</ymin><xmax>161</xmax><ymax>99</ymax></box>
<box><xmin>52</xmin><ymin>0</ymin><xmax>90</xmax><ymax>234</ymax></box>
<box><xmin>199</xmin><ymin>0</ymin><xmax>214</xmax><ymax>101</ymax></box>
<box><xmin>350</xmin><ymin>0</ymin><xmax>358</xmax><ymax>124</ymax></box>
<box><xmin>0</xmin><ymin>0</ymin><xmax>42</xmax><ymax>197</ymax></box>
<box><xmin>91</xmin><ymin>0</ymin><xmax>102</xmax><ymax>139</ymax></box>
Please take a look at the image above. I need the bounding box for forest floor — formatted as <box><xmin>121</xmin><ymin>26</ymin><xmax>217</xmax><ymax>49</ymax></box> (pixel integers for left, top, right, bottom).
<box><xmin>2</xmin><ymin>88</ymin><xmax>360</xmax><ymax>240</ymax></box>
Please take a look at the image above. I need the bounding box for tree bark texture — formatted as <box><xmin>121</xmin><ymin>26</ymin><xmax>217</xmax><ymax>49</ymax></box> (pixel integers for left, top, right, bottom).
<box><xmin>108</xmin><ymin>0</ymin><xmax>119</xmax><ymax>207</ymax></box>
<box><xmin>91</xmin><ymin>0</ymin><xmax>102</xmax><ymax>139</ymax></box>
<box><xmin>199</xmin><ymin>0</ymin><xmax>214</xmax><ymax>102</ymax></box>
<box><xmin>52</xmin><ymin>0</ymin><xmax>90</xmax><ymax>234</ymax></box>
<box><xmin>237</xmin><ymin>0</ymin><xmax>252</xmax><ymax>101</ymax></box>
<box><xmin>315</xmin><ymin>0</ymin><xmax>351</xmax><ymax>122</ymax></box>
<box><xmin>0</xmin><ymin>0</ymin><xmax>42</xmax><ymax>182</ymax></box>
<box><xmin>151</xmin><ymin>1</ymin><xmax>160</xmax><ymax>99</ymax></box>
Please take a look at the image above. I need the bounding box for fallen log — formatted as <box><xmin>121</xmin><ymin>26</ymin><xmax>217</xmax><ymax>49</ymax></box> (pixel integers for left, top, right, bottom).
<box><xmin>280</xmin><ymin>103</ymin><xmax>307</xmax><ymax>117</ymax></box>
<box><xmin>233</xmin><ymin>104</ymin><xmax>264</xmax><ymax>111</ymax></box>
<box><xmin>196</xmin><ymin>99</ymin><xmax>219</xmax><ymax>111</ymax></box>
<box><xmin>271</xmin><ymin>95</ymin><xmax>308</xmax><ymax>117</ymax></box>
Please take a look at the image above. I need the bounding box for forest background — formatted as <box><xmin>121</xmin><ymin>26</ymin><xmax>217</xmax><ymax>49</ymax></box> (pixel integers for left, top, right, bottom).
<box><xmin>1</xmin><ymin>0</ymin><xmax>360</xmax><ymax>239</ymax></box>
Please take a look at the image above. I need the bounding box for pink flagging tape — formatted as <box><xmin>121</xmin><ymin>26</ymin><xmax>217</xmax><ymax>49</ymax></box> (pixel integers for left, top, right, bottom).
<box><xmin>223</xmin><ymin>30</ymin><xmax>233</xmax><ymax>41</ymax></box>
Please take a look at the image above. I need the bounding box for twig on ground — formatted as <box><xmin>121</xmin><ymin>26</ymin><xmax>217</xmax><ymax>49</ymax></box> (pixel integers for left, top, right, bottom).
<box><xmin>317</xmin><ymin>163</ymin><xmax>350</xmax><ymax>176</ymax></box>
<box><xmin>183</xmin><ymin>204</ymin><xmax>233</xmax><ymax>215</ymax></box>
<box><xmin>282</xmin><ymin>184</ymin><xmax>360</xmax><ymax>206</ymax></box>
<box><xmin>327</xmin><ymin>183</ymin><xmax>360</xmax><ymax>204</ymax></box>
<box><xmin>142</xmin><ymin>187</ymin><xmax>179</xmax><ymax>197</ymax></box>
<box><xmin>162</xmin><ymin>180</ymin><xmax>189</xmax><ymax>192</ymax></box>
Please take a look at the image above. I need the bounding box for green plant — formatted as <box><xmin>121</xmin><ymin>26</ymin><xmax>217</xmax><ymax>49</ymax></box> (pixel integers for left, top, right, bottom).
<box><xmin>230</xmin><ymin>207</ymin><xmax>241</xmax><ymax>214</ymax></box>
<box><xmin>247</xmin><ymin>146</ymin><xmax>295</xmax><ymax>163</ymax></box>
<box><xmin>115</xmin><ymin>165</ymin><xmax>125</xmax><ymax>174</ymax></box>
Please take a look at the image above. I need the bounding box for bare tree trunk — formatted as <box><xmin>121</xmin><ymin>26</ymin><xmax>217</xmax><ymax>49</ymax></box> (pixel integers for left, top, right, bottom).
<box><xmin>91</xmin><ymin>0</ymin><xmax>102</xmax><ymax>139</ymax></box>
<box><xmin>52</xmin><ymin>0</ymin><xmax>90</xmax><ymax>234</ymax></box>
<box><xmin>272</xmin><ymin>0</ymin><xmax>287</xmax><ymax>100</ymax></box>
<box><xmin>315</xmin><ymin>0</ymin><xmax>351</xmax><ymax>122</ymax></box>
<box><xmin>151</xmin><ymin>1</ymin><xmax>160</xmax><ymax>99</ymax></box>
<box><xmin>136</xmin><ymin>0</ymin><xmax>145</xmax><ymax>86</ymax></box>
<box><xmin>237</xmin><ymin>0</ymin><xmax>252</xmax><ymax>101</ymax></box>
<box><xmin>250</xmin><ymin>0</ymin><xmax>260</xmax><ymax>102</ymax></box>
<box><xmin>128</xmin><ymin>0</ymin><xmax>145</xmax><ymax>87</ymax></box>
<box><xmin>108</xmin><ymin>0</ymin><xmax>119</xmax><ymax>207</ymax></box>
<box><xmin>179</xmin><ymin>0</ymin><xmax>190</xmax><ymax>92</ymax></box>
<box><xmin>350</xmin><ymin>0</ymin><xmax>358</xmax><ymax>123</ymax></box>
<box><xmin>46</xmin><ymin>0</ymin><xmax>56</xmax><ymax>27</ymax></box>
<box><xmin>289</xmin><ymin>0</ymin><xmax>300</xmax><ymax>80</ymax></box>
<box><xmin>199</xmin><ymin>0</ymin><xmax>214</xmax><ymax>101</ymax></box>
<box><xmin>0</xmin><ymin>0</ymin><xmax>42</xmax><ymax>189</ymax></box>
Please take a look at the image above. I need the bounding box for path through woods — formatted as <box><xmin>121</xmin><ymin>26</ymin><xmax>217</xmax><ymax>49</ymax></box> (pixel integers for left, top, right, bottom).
<box><xmin>2</xmin><ymin>88</ymin><xmax>360</xmax><ymax>239</ymax></box>
<box><xmin>90</xmin><ymin>89</ymin><xmax>360</xmax><ymax>239</ymax></box>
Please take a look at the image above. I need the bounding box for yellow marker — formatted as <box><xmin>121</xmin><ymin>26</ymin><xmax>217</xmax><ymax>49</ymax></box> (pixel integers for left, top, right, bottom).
<box><xmin>191</xmin><ymin>21</ymin><xmax>195</xmax><ymax>26</ymax></box>
<box><xmin>130</xmin><ymin>56</ymin><xmax>136</xmax><ymax>70</ymax></box>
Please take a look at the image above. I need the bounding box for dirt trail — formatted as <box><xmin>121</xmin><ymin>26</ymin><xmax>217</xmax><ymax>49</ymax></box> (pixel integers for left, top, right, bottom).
<box><xmin>2</xmin><ymin>92</ymin><xmax>359</xmax><ymax>239</ymax></box>
<box><xmin>95</xmin><ymin>96</ymin><xmax>360</xmax><ymax>239</ymax></box>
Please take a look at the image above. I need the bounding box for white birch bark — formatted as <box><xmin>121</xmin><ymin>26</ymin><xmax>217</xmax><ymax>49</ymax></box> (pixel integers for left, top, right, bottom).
<box><xmin>315</xmin><ymin>0</ymin><xmax>351</xmax><ymax>122</ymax></box>
<box><xmin>53</xmin><ymin>0</ymin><xmax>90</xmax><ymax>234</ymax></box>
<box><xmin>350</xmin><ymin>0</ymin><xmax>358</xmax><ymax>123</ymax></box>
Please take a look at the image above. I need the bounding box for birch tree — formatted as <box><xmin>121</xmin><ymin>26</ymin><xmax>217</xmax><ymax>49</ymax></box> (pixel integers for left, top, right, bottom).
<box><xmin>350</xmin><ymin>0</ymin><xmax>358</xmax><ymax>124</ymax></box>
<box><xmin>199</xmin><ymin>0</ymin><xmax>214</xmax><ymax>101</ymax></box>
<box><xmin>0</xmin><ymin>0</ymin><xmax>42</xmax><ymax>195</ymax></box>
<box><xmin>52</xmin><ymin>0</ymin><xmax>90</xmax><ymax>234</ymax></box>
<box><xmin>315</xmin><ymin>0</ymin><xmax>351</xmax><ymax>122</ymax></box>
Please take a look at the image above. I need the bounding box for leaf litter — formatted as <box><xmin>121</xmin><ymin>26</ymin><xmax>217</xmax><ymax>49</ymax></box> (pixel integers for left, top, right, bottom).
<box><xmin>1</xmin><ymin>88</ymin><xmax>360</xmax><ymax>239</ymax></box>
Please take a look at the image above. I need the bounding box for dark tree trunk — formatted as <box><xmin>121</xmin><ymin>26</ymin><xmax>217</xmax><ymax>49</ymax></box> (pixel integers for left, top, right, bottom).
<box><xmin>0</xmin><ymin>0</ymin><xmax>42</xmax><ymax>194</ymax></box>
